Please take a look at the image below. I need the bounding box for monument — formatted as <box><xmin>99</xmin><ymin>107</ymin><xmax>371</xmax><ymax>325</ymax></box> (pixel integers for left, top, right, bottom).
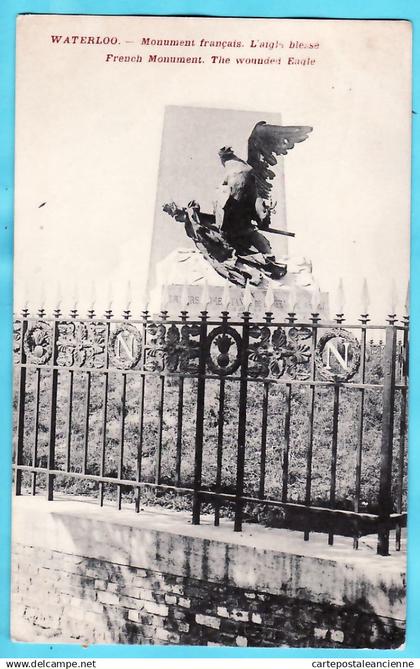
<box><xmin>148</xmin><ymin>107</ymin><xmax>329</xmax><ymax>319</ymax></box>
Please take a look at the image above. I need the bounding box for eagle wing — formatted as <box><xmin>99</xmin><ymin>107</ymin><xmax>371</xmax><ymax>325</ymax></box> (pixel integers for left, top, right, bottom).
<box><xmin>247</xmin><ymin>122</ymin><xmax>312</xmax><ymax>199</ymax></box>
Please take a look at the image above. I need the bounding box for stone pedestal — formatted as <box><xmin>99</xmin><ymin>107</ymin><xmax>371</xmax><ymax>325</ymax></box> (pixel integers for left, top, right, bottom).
<box><xmin>149</xmin><ymin>248</ymin><xmax>329</xmax><ymax>320</ymax></box>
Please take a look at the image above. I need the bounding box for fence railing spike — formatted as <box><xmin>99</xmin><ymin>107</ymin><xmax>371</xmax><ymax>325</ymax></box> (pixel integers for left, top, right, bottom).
<box><xmin>310</xmin><ymin>281</ymin><xmax>321</xmax><ymax>314</ymax></box>
<box><xmin>242</xmin><ymin>280</ymin><xmax>253</xmax><ymax>312</ymax></box>
<box><xmin>264</xmin><ymin>283</ymin><xmax>275</xmax><ymax>312</ymax></box>
<box><xmin>389</xmin><ymin>278</ymin><xmax>398</xmax><ymax>317</ymax></box>
<box><xmin>37</xmin><ymin>283</ymin><xmax>46</xmax><ymax>317</ymax></box>
<box><xmin>139</xmin><ymin>288</ymin><xmax>149</xmax><ymax>314</ymax></box>
<box><xmin>160</xmin><ymin>282</ymin><xmax>168</xmax><ymax>313</ymax></box>
<box><xmin>361</xmin><ymin>278</ymin><xmax>370</xmax><ymax>315</ymax></box>
<box><xmin>200</xmin><ymin>279</ymin><xmax>211</xmax><ymax>310</ymax></box>
<box><xmin>106</xmin><ymin>282</ymin><xmax>113</xmax><ymax>311</ymax></box>
<box><xmin>404</xmin><ymin>280</ymin><xmax>410</xmax><ymax>316</ymax></box>
<box><xmin>181</xmin><ymin>282</ymin><xmax>190</xmax><ymax>308</ymax></box>
<box><xmin>126</xmin><ymin>280</ymin><xmax>132</xmax><ymax>310</ymax></box>
<box><xmin>89</xmin><ymin>280</ymin><xmax>96</xmax><ymax>312</ymax></box>
<box><xmin>72</xmin><ymin>282</ymin><xmax>79</xmax><ymax>313</ymax></box>
<box><xmin>55</xmin><ymin>281</ymin><xmax>62</xmax><ymax>310</ymax></box>
<box><xmin>22</xmin><ymin>280</ymin><xmax>29</xmax><ymax>306</ymax></box>
<box><xmin>221</xmin><ymin>281</ymin><xmax>231</xmax><ymax>310</ymax></box>
<box><xmin>122</xmin><ymin>280</ymin><xmax>133</xmax><ymax>319</ymax></box>
<box><xmin>287</xmin><ymin>285</ymin><xmax>297</xmax><ymax>316</ymax></box>
<box><xmin>336</xmin><ymin>277</ymin><xmax>345</xmax><ymax>315</ymax></box>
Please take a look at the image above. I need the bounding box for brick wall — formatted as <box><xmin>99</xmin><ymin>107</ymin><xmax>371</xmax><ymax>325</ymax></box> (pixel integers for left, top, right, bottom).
<box><xmin>11</xmin><ymin>497</ymin><xmax>406</xmax><ymax>648</ymax></box>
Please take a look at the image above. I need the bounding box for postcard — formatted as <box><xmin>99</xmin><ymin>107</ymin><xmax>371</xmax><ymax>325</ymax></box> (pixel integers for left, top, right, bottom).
<box><xmin>11</xmin><ymin>15</ymin><xmax>411</xmax><ymax>649</ymax></box>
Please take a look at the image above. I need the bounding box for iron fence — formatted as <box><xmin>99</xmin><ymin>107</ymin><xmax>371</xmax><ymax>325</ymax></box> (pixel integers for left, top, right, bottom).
<box><xmin>12</xmin><ymin>305</ymin><xmax>408</xmax><ymax>556</ymax></box>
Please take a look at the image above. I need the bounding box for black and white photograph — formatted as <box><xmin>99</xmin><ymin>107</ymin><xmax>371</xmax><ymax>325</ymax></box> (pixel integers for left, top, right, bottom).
<box><xmin>11</xmin><ymin>15</ymin><xmax>411</xmax><ymax>649</ymax></box>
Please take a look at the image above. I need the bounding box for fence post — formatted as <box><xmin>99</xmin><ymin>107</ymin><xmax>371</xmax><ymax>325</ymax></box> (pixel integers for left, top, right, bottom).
<box><xmin>304</xmin><ymin>311</ymin><xmax>320</xmax><ymax>541</ymax></box>
<box><xmin>396</xmin><ymin>315</ymin><xmax>409</xmax><ymax>550</ymax></box>
<box><xmin>234</xmin><ymin>311</ymin><xmax>250</xmax><ymax>532</ymax></box>
<box><xmin>192</xmin><ymin>310</ymin><xmax>208</xmax><ymax>525</ymax></box>
<box><xmin>135</xmin><ymin>307</ymin><xmax>148</xmax><ymax>513</ymax></box>
<box><xmin>99</xmin><ymin>314</ymin><xmax>111</xmax><ymax>507</ymax></box>
<box><xmin>15</xmin><ymin>311</ymin><xmax>29</xmax><ymax>496</ymax></box>
<box><xmin>377</xmin><ymin>324</ymin><xmax>397</xmax><ymax>555</ymax></box>
<box><xmin>47</xmin><ymin>319</ymin><xmax>59</xmax><ymax>501</ymax></box>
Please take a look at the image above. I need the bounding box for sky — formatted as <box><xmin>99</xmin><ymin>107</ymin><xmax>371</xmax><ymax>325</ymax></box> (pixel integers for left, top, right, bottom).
<box><xmin>13</xmin><ymin>15</ymin><xmax>412</xmax><ymax>322</ymax></box>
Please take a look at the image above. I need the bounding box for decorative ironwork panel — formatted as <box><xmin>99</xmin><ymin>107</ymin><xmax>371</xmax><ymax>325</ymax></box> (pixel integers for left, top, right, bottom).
<box><xmin>179</xmin><ymin>323</ymin><xmax>201</xmax><ymax>373</ymax></box>
<box><xmin>144</xmin><ymin>322</ymin><xmax>166</xmax><ymax>372</ymax></box>
<box><xmin>315</xmin><ymin>328</ymin><xmax>361</xmax><ymax>382</ymax></box>
<box><xmin>206</xmin><ymin>325</ymin><xmax>242</xmax><ymax>376</ymax></box>
<box><xmin>248</xmin><ymin>325</ymin><xmax>272</xmax><ymax>378</ymax></box>
<box><xmin>144</xmin><ymin>322</ymin><xmax>200</xmax><ymax>373</ymax></box>
<box><xmin>248</xmin><ymin>325</ymin><xmax>312</xmax><ymax>380</ymax></box>
<box><xmin>56</xmin><ymin>320</ymin><xmax>106</xmax><ymax>368</ymax></box>
<box><xmin>284</xmin><ymin>327</ymin><xmax>313</xmax><ymax>380</ymax></box>
<box><xmin>13</xmin><ymin>319</ymin><xmax>22</xmax><ymax>363</ymax></box>
<box><xmin>109</xmin><ymin>322</ymin><xmax>142</xmax><ymax>370</ymax></box>
<box><xmin>23</xmin><ymin>321</ymin><xmax>53</xmax><ymax>365</ymax></box>
<box><xmin>163</xmin><ymin>323</ymin><xmax>181</xmax><ymax>372</ymax></box>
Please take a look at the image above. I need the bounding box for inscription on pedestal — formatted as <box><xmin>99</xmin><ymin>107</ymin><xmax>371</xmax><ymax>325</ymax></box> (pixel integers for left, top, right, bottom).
<box><xmin>162</xmin><ymin>284</ymin><xmax>329</xmax><ymax>319</ymax></box>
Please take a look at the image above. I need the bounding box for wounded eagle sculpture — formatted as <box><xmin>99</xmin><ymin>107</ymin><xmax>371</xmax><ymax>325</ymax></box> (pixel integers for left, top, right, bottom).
<box><xmin>163</xmin><ymin>121</ymin><xmax>312</xmax><ymax>287</ymax></box>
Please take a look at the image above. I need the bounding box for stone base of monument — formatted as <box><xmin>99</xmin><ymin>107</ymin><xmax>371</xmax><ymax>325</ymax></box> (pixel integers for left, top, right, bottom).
<box><xmin>149</xmin><ymin>248</ymin><xmax>329</xmax><ymax>320</ymax></box>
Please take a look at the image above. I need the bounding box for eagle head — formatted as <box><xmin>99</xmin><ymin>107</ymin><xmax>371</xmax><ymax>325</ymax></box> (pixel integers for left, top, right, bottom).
<box><xmin>218</xmin><ymin>146</ymin><xmax>235</xmax><ymax>164</ymax></box>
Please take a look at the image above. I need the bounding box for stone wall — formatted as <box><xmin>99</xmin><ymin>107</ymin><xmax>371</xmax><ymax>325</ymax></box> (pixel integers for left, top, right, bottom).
<box><xmin>11</xmin><ymin>497</ymin><xmax>406</xmax><ymax>648</ymax></box>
